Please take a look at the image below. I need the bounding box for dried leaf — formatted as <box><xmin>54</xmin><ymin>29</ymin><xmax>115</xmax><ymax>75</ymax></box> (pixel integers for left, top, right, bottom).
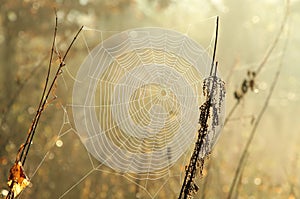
<box><xmin>7</xmin><ymin>161</ymin><xmax>30</xmax><ymax>197</ymax></box>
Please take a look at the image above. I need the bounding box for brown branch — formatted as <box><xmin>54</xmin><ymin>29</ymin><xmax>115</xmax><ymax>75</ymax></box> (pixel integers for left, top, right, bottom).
<box><xmin>18</xmin><ymin>10</ymin><xmax>58</xmax><ymax>165</ymax></box>
<box><xmin>5</xmin><ymin>10</ymin><xmax>83</xmax><ymax>199</ymax></box>
<box><xmin>21</xmin><ymin>23</ymin><xmax>83</xmax><ymax>166</ymax></box>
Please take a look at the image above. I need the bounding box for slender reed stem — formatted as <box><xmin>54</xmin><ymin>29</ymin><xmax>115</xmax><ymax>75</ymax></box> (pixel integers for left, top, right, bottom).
<box><xmin>227</xmin><ymin>12</ymin><xmax>289</xmax><ymax>198</ymax></box>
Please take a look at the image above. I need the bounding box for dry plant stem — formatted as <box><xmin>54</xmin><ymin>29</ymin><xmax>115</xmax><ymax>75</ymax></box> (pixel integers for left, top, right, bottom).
<box><xmin>22</xmin><ymin>24</ymin><xmax>83</xmax><ymax>165</ymax></box>
<box><xmin>5</xmin><ymin>13</ymin><xmax>59</xmax><ymax>199</ymax></box>
<box><xmin>178</xmin><ymin>16</ymin><xmax>219</xmax><ymax>199</ymax></box>
<box><xmin>227</xmin><ymin>24</ymin><xmax>289</xmax><ymax>199</ymax></box>
<box><xmin>225</xmin><ymin>0</ymin><xmax>289</xmax><ymax>125</ymax></box>
<box><xmin>209</xmin><ymin>16</ymin><xmax>219</xmax><ymax>76</ymax></box>
<box><xmin>6</xmin><ymin>11</ymin><xmax>83</xmax><ymax>199</ymax></box>
<box><xmin>179</xmin><ymin>65</ymin><xmax>217</xmax><ymax>199</ymax></box>
<box><xmin>18</xmin><ymin>12</ymin><xmax>58</xmax><ymax>165</ymax></box>
<box><xmin>232</xmin><ymin>152</ymin><xmax>248</xmax><ymax>199</ymax></box>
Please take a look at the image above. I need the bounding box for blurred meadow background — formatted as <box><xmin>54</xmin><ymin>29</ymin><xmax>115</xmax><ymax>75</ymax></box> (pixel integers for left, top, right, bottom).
<box><xmin>0</xmin><ymin>0</ymin><xmax>300</xmax><ymax>198</ymax></box>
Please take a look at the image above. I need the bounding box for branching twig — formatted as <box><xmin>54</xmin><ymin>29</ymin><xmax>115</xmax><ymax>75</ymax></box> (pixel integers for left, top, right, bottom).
<box><xmin>5</xmin><ymin>10</ymin><xmax>83</xmax><ymax>199</ymax></box>
<box><xmin>226</xmin><ymin>0</ymin><xmax>289</xmax><ymax>124</ymax></box>
<box><xmin>227</xmin><ymin>13</ymin><xmax>289</xmax><ymax>199</ymax></box>
<box><xmin>18</xmin><ymin>10</ymin><xmax>58</xmax><ymax>166</ymax></box>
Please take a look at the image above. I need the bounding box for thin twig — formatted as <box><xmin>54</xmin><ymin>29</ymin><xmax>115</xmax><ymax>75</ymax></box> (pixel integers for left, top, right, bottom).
<box><xmin>224</xmin><ymin>0</ymin><xmax>289</xmax><ymax>125</ymax></box>
<box><xmin>227</xmin><ymin>16</ymin><xmax>289</xmax><ymax>199</ymax></box>
<box><xmin>210</xmin><ymin>16</ymin><xmax>219</xmax><ymax>76</ymax></box>
<box><xmin>5</xmin><ymin>12</ymin><xmax>59</xmax><ymax>199</ymax></box>
<box><xmin>232</xmin><ymin>152</ymin><xmax>248</xmax><ymax>199</ymax></box>
<box><xmin>5</xmin><ymin>10</ymin><xmax>83</xmax><ymax>199</ymax></box>
<box><xmin>22</xmin><ymin>25</ymin><xmax>83</xmax><ymax>165</ymax></box>
<box><xmin>18</xmin><ymin>10</ymin><xmax>58</xmax><ymax>165</ymax></box>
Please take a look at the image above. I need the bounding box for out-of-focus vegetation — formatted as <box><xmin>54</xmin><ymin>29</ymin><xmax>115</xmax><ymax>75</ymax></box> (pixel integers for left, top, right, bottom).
<box><xmin>0</xmin><ymin>0</ymin><xmax>300</xmax><ymax>198</ymax></box>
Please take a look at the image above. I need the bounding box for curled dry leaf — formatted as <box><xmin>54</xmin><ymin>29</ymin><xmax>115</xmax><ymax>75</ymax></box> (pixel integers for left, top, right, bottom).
<box><xmin>7</xmin><ymin>161</ymin><xmax>30</xmax><ymax>197</ymax></box>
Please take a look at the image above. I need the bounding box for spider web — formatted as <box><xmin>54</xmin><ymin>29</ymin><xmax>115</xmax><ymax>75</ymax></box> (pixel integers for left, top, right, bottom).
<box><xmin>26</xmin><ymin>18</ymin><xmax>225</xmax><ymax>199</ymax></box>
<box><xmin>73</xmin><ymin>27</ymin><xmax>211</xmax><ymax>174</ymax></box>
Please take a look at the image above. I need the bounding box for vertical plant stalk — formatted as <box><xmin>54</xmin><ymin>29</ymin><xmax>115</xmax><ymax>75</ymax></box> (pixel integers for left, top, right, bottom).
<box><xmin>5</xmin><ymin>11</ymin><xmax>83</xmax><ymax>199</ymax></box>
<box><xmin>227</xmin><ymin>12</ymin><xmax>289</xmax><ymax>199</ymax></box>
<box><xmin>178</xmin><ymin>16</ymin><xmax>226</xmax><ymax>199</ymax></box>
